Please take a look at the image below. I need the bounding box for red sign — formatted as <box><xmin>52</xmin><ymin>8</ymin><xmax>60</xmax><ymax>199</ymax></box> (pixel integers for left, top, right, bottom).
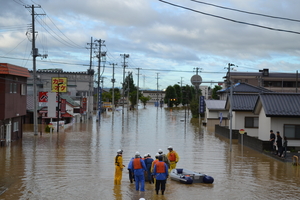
<box><xmin>39</xmin><ymin>92</ymin><xmax>48</xmax><ymax>102</ymax></box>
<box><xmin>82</xmin><ymin>98</ymin><xmax>87</xmax><ymax>111</ymax></box>
<box><xmin>60</xmin><ymin>99</ymin><xmax>66</xmax><ymax>113</ymax></box>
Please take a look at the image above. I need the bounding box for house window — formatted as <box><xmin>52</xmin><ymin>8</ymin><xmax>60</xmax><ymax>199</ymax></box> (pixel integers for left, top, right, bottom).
<box><xmin>10</xmin><ymin>83</ymin><xmax>13</xmax><ymax>93</ymax></box>
<box><xmin>245</xmin><ymin>117</ymin><xmax>258</xmax><ymax>128</ymax></box>
<box><xmin>13</xmin><ymin>83</ymin><xmax>17</xmax><ymax>93</ymax></box>
<box><xmin>21</xmin><ymin>84</ymin><xmax>26</xmax><ymax>95</ymax></box>
<box><xmin>0</xmin><ymin>125</ymin><xmax>4</xmax><ymax>139</ymax></box>
<box><xmin>284</xmin><ymin>124</ymin><xmax>300</xmax><ymax>139</ymax></box>
<box><xmin>13</xmin><ymin>121</ymin><xmax>19</xmax><ymax>132</ymax></box>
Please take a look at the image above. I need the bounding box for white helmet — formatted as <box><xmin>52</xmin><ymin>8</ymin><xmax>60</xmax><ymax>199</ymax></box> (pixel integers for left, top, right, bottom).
<box><xmin>135</xmin><ymin>151</ymin><xmax>140</xmax><ymax>156</ymax></box>
<box><xmin>155</xmin><ymin>153</ymin><xmax>160</xmax><ymax>158</ymax></box>
<box><xmin>158</xmin><ymin>149</ymin><xmax>163</xmax><ymax>154</ymax></box>
<box><xmin>144</xmin><ymin>154</ymin><xmax>148</xmax><ymax>158</ymax></box>
<box><xmin>168</xmin><ymin>146</ymin><xmax>173</xmax><ymax>150</ymax></box>
<box><xmin>117</xmin><ymin>149</ymin><xmax>123</xmax><ymax>154</ymax></box>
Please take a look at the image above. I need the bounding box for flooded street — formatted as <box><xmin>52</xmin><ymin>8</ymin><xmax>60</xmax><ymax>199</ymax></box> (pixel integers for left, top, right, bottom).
<box><xmin>1</xmin><ymin>106</ymin><xmax>300</xmax><ymax>200</ymax></box>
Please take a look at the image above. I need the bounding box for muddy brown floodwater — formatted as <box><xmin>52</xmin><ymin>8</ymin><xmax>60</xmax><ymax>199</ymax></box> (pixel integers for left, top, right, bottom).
<box><xmin>1</xmin><ymin>106</ymin><xmax>300</xmax><ymax>200</ymax></box>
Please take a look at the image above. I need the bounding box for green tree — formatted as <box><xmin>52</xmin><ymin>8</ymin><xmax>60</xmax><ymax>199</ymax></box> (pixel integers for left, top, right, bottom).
<box><xmin>164</xmin><ymin>86</ymin><xmax>177</xmax><ymax>107</ymax></box>
<box><xmin>190</xmin><ymin>98</ymin><xmax>199</xmax><ymax>118</ymax></box>
<box><xmin>101</xmin><ymin>88</ymin><xmax>121</xmax><ymax>105</ymax></box>
<box><xmin>123</xmin><ymin>73</ymin><xmax>141</xmax><ymax>109</ymax></box>
<box><xmin>123</xmin><ymin>72</ymin><xmax>136</xmax><ymax>96</ymax></box>
<box><xmin>102</xmin><ymin>91</ymin><xmax>111</xmax><ymax>102</ymax></box>
<box><xmin>140</xmin><ymin>95</ymin><xmax>151</xmax><ymax>108</ymax></box>
<box><xmin>173</xmin><ymin>84</ymin><xmax>182</xmax><ymax>107</ymax></box>
<box><xmin>211</xmin><ymin>85</ymin><xmax>222</xmax><ymax>99</ymax></box>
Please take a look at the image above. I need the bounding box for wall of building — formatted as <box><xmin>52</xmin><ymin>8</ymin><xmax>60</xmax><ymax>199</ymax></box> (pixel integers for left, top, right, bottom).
<box><xmin>232</xmin><ymin>111</ymin><xmax>259</xmax><ymax>137</ymax></box>
<box><xmin>271</xmin><ymin>117</ymin><xmax>300</xmax><ymax>147</ymax></box>
<box><xmin>257</xmin><ymin>108</ymin><xmax>271</xmax><ymax>141</ymax></box>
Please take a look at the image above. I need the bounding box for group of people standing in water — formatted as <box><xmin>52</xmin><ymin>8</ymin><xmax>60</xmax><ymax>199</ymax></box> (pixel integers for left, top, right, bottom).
<box><xmin>114</xmin><ymin>146</ymin><xmax>180</xmax><ymax>195</ymax></box>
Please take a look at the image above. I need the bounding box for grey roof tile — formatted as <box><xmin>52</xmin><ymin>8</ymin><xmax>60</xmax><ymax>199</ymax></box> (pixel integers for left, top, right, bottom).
<box><xmin>259</xmin><ymin>93</ymin><xmax>300</xmax><ymax>116</ymax></box>
<box><xmin>226</xmin><ymin>94</ymin><xmax>259</xmax><ymax>111</ymax></box>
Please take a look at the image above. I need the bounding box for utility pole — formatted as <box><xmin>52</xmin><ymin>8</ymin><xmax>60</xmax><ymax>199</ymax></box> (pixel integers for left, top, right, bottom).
<box><xmin>110</xmin><ymin>63</ymin><xmax>117</xmax><ymax>112</ymax></box>
<box><xmin>95</xmin><ymin>39</ymin><xmax>105</xmax><ymax>122</ymax></box>
<box><xmin>25</xmin><ymin>5</ymin><xmax>47</xmax><ymax>135</ymax></box>
<box><xmin>156</xmin><ymin>73</ymin><xmax>159</xmax><ymax>106</ymax></box>
<box><xmin>127</xmin><ymin>71</ymin><xmax>132</xmax><ymax>111</ymax></box>
<box><xmin>120</xmin><ymin>54</ymin><xmax>129</xmax><ymax>115</ymax></box>
<box><xmin>86</xmin><ymin>37</ymin><xmax>96</xmax><ymax>120</ymax></box>
<box><xmin>136</xmin><ymin>68</ymin><xmax>141</xmax><ymax>109</ymax></box>
<box><xmin>227</xmin><ymin>63</ymin><xmax>237</xmax><ymax>152</ymax></box>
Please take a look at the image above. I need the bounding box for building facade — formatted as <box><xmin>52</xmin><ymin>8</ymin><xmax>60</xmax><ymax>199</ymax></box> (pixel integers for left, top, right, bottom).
<box><xmin>0</xmin><ymin>63</ymin><xmax>29</xmax><ymax>144</ymax></box>
<box><xmin>27</xmin><ymin>69</ymin><xmax>93</xmax><ymax>119</ymax></box>
<box><xmin>223</xmin><ymin>68</ymin><xmax>300</xmax><ymax>93</ymax></box>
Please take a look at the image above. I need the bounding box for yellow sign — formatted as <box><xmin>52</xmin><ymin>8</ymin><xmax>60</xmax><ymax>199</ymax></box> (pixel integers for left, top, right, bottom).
<box><xmin>51</xmin><ymin>77</ymin><xmax>67</xmax><ymax>92</ymax></box>
<box><xmin>103</xmin><ymin>102</ymin><xmax>112</xmax><ymax>108</ymax></box>
<box><xmin>239</xmin><ymin>129</ymin><xmax>245</xmax><ymax>134</ymax></box>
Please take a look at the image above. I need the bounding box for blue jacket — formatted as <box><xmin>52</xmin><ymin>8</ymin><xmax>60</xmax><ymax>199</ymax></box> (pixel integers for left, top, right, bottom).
<box><xmin>153</xmin><ymin>161</ymin><xmax>168</xmax><ymax>180</ymax></box>
<box><xmin>144</xmin><ymin>157</ymin><xmax>154</xmax><ymax>170</ymax></box>
<box><xmin>130</xmin><ymin>158</ymin><xmax>147</xmax><ymax>176</ymax></box>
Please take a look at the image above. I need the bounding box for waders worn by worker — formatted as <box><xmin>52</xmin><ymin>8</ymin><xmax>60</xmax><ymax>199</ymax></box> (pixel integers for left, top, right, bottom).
<box><xmin>167</xmin><ymin>146</ymin><xmax>179</xmax><ymax>173</ymax></box>
<box><xmin>114</xmin><ymin>149</ymin><xmax>125</xmax><ymax>185</ymax></box>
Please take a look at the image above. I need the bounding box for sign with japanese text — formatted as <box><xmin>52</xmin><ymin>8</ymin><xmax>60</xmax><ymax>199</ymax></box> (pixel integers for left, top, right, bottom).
<box><xmin>51</xmin><ymin>77</ymin><xmax>67</xmax><ymax>92</ymax></box>
<box><xmin>199</xmin><ymin>96</ymin><xmax>205</xmax><ymax>114</ymax></box>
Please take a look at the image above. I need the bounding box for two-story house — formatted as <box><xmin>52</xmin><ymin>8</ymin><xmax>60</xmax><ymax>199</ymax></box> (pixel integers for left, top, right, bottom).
<box><xmin>0</xmin><ymin>63</ymin><xmax>29</xmax><ymax>145</ymax></box>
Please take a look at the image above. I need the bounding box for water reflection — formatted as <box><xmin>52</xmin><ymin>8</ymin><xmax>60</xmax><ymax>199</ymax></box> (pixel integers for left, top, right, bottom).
<box><xmin>1</xmin><ymin>106</ymin><xmax>300</xmax><ymax>199</ymax></box>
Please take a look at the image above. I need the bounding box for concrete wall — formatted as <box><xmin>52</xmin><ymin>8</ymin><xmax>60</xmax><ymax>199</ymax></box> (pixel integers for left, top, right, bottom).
<box><xmin>215</xmin><ymin>125</ymin><xmax>239</xmax><ymax>139</ymax></box>
<box><xmin>238</xmin><ymin>133</ymin><xmax>270</xmax><ymax>152</ymax></box>
<box><xmin>215</xmin><ymin>125</ymin><xmax>271</xmax><ymax>152</ymax></box>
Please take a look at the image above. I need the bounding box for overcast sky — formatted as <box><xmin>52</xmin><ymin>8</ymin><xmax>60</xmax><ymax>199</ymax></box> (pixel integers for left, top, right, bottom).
<box><xmin>1</xmin><ymin>0</ymin><xmax>300</xmax><ymax>90</ymax></box>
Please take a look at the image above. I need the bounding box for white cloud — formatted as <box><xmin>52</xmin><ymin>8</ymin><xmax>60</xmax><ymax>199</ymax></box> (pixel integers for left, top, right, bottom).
<box><xmin>1</xmin><ymin>0</ymin><xmax>300</xmax><ymax>89</ymax></box>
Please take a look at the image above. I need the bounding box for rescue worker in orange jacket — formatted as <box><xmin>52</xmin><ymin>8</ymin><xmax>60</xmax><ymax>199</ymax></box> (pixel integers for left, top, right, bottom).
<box><xmin>153</xmin><ymin>155</ymin><xmax>169</xmax><ymax>195</ymax></box>
<box><xmin>130</xmin><ymin>152</ymin><xmax>147</xmax><ymax>191</ymax></box>
<box><xmin>114</xmin><ymin>149</ymin><xmax>125</xmax><ymax>185</ymax></box>
<box><xmin>167</xmin><ymin>146</ymin><xmax>179</xmax><ymax>172</ymax></box>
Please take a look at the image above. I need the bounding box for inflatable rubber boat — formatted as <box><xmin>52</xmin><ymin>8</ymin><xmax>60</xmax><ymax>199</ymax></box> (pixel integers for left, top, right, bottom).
<box><xmin>170</xmin><ymin>168</ymin><xmax>214</xmax><ymax>184</ymax></box>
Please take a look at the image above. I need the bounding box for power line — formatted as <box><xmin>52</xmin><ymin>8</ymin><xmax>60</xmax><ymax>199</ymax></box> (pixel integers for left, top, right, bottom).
<box><xmin>190</xmin><ymin>0</ymin><xmax>300</xmax><ymax>23</ymax></box>
<box><xmin>41</xmin><ymin>7</ymin><xmax>85</xmax><ymax>49</ymax></box>
<box><xmin>159</xmin><ymin>0</ymin><xmax>300</xmax><ymax>35</ymax></box>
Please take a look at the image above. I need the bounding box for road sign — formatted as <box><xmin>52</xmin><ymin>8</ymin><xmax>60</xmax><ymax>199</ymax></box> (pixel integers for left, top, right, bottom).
<box><xmin>239</xmin><ymin>129</ymin><xmax>245</xmax><ymax>134</ymax></box>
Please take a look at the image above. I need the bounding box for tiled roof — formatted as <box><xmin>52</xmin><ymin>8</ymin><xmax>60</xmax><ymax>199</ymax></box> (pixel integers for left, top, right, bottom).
<box><xmin>60</xmin><ymin>95</ymin><xmax>80</xmax><ymax>107</ymax></box>
<box><xmin>258</xmin><ymin>93</ymin><xmax>300</xmax><ymax>117</ymax></box>
<box><xmin>0</xmin><ymin>63</ymin><xmax>30</xmax><ymax>77</ymax></box>
<box><xmin>218</xmin><ymin>82</ymin><xmax>272</xmax><ymax>93</ymax></box>
<box><xmin>226</xmin><ymin>94</ymin><xmax>259</xmax><ymax>111</ymax></box>
<box><xmin>205</xmin><ymin>100</ymin><xmax>226</xmax><ymax>110</ymax></box>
